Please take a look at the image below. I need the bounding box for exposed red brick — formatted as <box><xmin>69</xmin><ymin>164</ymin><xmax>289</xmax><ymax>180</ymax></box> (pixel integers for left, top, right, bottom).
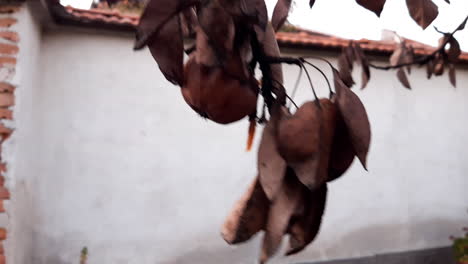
<box><xmin>0</xmin><ymin>242</ymin><xmax>4</xmax><ymax>254</ymax></box>
<box><xmin>0</xmin><ymin>83</ymin><xmax>14</xmax><ymax>93</ymax></box>
<box><xmin>0</xmin><ymin>176</ymin><xmax>4</xmax><ymax>187</ymax></box>
<box><xmin>0</xmin><ymin>43</ymin><xmax>18</xmax><ymax>55</ymax></box>
<box><xmin>0</xmin><ymin>31</ymin><xmax>19</xmax><ymax>42</ymax></box>
<box><xmin>0</xmin><ymin>188</ymin><xmax>9</xmax><ymax>200</ymax></box>
<box><xmin>0</xmin><ymin>109</ymin><xmax>12</xmax><ymax>120</ymax></box>
<box><xmin>0</xmin><ymin>254</ymin><xmax>5</xmax><ymax>264</ymax></box>
<box><xmin>0</xmin><ymin>18</ymin><xmax>17</xmax><ymax>28</ymax></box>
<box><xmin>0</xmin><ymin>124</ymin><xmax>11</xmax><ymax>136</ymax></box>
<box><xmin>0</xmin><ymin>228</ymin><xmax>6</xmax><ymax>240</ymax></box>
<box><xmin>0</xmin><ymin>93</ymin><xmax>14</xmax><ymax>107</ymax></box>
<box><xmin>0</xmin><ymin>6</ymin><xmax>21</xmax><ymax>14</ymax></box>
<box><xmin>0</xmin><ymin>201</ymin><xmax>4</xmax><ymax>213</ymax></box>
<box><xmin>0</xmin><ymin>57</ymin><xmax>16</xmax><ymax>66</ymax></box>
<box><xmin>0</xmin><ymin>164</ymin><xmax>6</xmax><ymax>174</ymax></box>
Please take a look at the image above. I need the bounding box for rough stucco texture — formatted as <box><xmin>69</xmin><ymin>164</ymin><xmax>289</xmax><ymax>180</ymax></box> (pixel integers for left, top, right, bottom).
<box><xmin>13</xmin><ymin>26</ymin><xmax>468</xmax><ymax>264</ymax></box>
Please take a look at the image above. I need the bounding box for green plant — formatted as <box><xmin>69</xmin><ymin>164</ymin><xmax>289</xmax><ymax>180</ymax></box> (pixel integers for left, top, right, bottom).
<box><xmin>80</xmin><ymin>247</ymin><xmax>88</xmax><ymax>264</ymax></box>
<box><xmin>452</xmin><ymin>227</ymin><xmax>468</xmax><ymax>264</ymax></box>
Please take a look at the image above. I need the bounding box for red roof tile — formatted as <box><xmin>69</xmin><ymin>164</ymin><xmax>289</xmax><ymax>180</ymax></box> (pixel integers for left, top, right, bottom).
<box><xmin>56</xmin><ymin>6</ymin><xmax>468</xmax><ymax>62</ymax></box>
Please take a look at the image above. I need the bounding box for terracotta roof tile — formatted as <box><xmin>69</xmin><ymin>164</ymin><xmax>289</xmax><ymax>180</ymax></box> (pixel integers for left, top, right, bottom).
<box><xmin>58</xmin><ymin>6</ymin><xmax>468</xmax><ymax>62</ymax></box>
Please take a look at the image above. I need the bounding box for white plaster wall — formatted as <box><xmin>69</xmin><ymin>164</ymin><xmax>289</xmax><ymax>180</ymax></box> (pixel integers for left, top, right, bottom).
<box><xmin>17</xmin><ymin>26</ymin><xmax>468</xmax><ymax>264</ymax></box>
<box><xmin>2</xmin><ymin>3</ymin><xmax>42</xmax><ymax>264</ymax></box>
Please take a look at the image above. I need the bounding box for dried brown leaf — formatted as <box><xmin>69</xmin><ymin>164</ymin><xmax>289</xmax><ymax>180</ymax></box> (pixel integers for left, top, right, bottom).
<box><xmin>260</xmin><ymin>169</ymin><xmax>302</xmax><ymax>263</ymax></box>
<box><xmin>353</xmin><ymin>43</ymin><xmax>371</xmax><ymax>89</ymax></box>
<box><xmin>333</xmin><ymin>69</ymin><xmax>371</xmax><ymax>170</ymax></box>
<box><xmin>346</xmin><ymin>43</ymin><xmax>356</xmax><ymax>68</ymax></box>
<box><xmin>406</xmin><ymin>0</ymin><xmax>439</xmax><ymax>30</ymax></box>
<box><xmin>426</xmin><ymin>59</ymin><xmax>434</xmax><ymax>79</ymax></box>
<box><xmin>198</xmin><ymin>2</ymin><xmax>235</xmax><ymax>59</ymax></box>
<box><xmin>449</xmin><ymin>63</ymin><xmax>456</xmax><ymax>87</ymax></box>
<box><xmin>147</xmin><ymin>16</ymin><xmax>184</xmax><ymax>85</ymax></box>
<box><xmin>338</xmin><ymin>52</ymin><xmax>355</xmax><ymax>87</ymax></box>
<box><xmin>447</xmin><ymin>37</ymin><xmax>461</xmax><ymax>62</ymax></box>
<box><xmin>458</xmin><ymin>16</ymin><xmax>467</xmax><ymax>31</ymax></box>
<box><xmin>286</xmin><ymin>184</ymin><xmax>327</xmax><ymax>255</ymax></box>
<box><xmin>272</xmin><ymin>0</ymin><xmax>292</xmax><ymax>32</ymax></box>
<box><xmin>258</xmin><ymin>104</ymin><xmax>289</xmax><ymax>200</ymax></box>
<box><xmin>328</xmin><ymin>108</ymin><xmax>355</xmax><ymax>182</ymax></box>
<box><xmin>180</xmin><ymin>8</ymin><xmax>198</xmax><ymax>38</ymax></box>
<box><xmin>396</xmin><ymin>68</ymin><xmax>411</xmax><ymax>89</ymax></box>
<box><xmin>361</xmin><ymin>60</ymin><xmax>371</xmax><ymax>89</ymax></box>
<box><xmin>309</xmin><ymin>0</ymin><xmax>316</xmax><ymax>8</ymax></box>
<box><xmin>134</xmin><ymin>0</ymin><xmax>197</xmax><ymax>49</ymax></box>
<box><xmin>276</xmin><ymin>101</ymin><xmax>321</xmax><ymax>190</ymax></box>
<box><xmin>221</xmin><ymin>176</ymin><xmax>270</xmax><ymax>244</ymax></box>
<box><xmin>355</xmin><ymin>0</ymin><xmax>387</xmax><ymax>17</ymax></box>
<box><xmin>261</xmin><ymin>23</ymin><xmax>284</xmax><ymax>85</ymax></box>
<box><xmin>433</xmin><ymin>53</ymin><xmax>445</xmax><ymax>76</ymax></box>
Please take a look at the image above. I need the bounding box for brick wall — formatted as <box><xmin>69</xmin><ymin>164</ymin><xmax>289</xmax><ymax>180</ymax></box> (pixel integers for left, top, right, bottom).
<box><xmin>0</xmin><ymin>5</ymin><xmax>19</xmax><ymax>264</ymax></box>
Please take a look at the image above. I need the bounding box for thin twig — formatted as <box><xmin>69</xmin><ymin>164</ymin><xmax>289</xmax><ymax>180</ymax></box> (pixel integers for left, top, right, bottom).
<box><xmin>301</xmin><ymin>59</ymin><xmax>334</xmax><ymax>97</ymax></box>
<box><xmin>288</xmin><ymin>66</ymin><xmax>303</xmax><ymax>107</ymax></box>
<box><xmin>369</xmin><ymin>14</ymin><xmax>468</xmax><ymax>71</ymax></box>
<box><xmin>270</xmin><ymin>79</ymin><xmax>299</xmax><ymax>109</ymax></box>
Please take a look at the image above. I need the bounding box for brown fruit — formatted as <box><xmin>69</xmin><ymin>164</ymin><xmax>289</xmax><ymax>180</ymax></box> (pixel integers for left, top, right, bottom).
<box><xmin>181</xmin><ymin>56</ymin><xmax>258</xmax><ymax>124</ymax></box>
<box><xmin>221</xmin><ymin>176</ymin><xmax>269</xmax><ymax>244</ymax></box>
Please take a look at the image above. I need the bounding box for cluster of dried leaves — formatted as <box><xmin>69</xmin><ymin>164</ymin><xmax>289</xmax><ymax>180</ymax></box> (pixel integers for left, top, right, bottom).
<box><xmin>132</xmin><ymin>0</ymin><xmax>466</xmax><ymax>262</ymax></box>
<box><xmin>222</xmin><ymin>68</ymin><xmax>370</xmax><ymax>263</ymax></box>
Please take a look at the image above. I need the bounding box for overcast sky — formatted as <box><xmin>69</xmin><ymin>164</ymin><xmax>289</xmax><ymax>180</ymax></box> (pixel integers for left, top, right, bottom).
<box><xmin>61</xmin><ymin>0</ymin><xmax>468</xmax><ymax>51</ymax></box>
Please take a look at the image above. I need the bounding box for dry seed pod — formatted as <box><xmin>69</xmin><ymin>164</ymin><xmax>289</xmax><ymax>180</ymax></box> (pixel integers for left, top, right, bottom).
<box><xmin>221</xmin><ymin>176</ymin><xmax>270</xmax><ymax>244</ymax></box>
<box><xmin>286</xmin><ymin>184</ymin><xmax>328</xmax><ymax>255</ymax></box>
<box><xmin>260</xmin><ymin>168</ymin><xmax>302</xmax><ymax>263</ymax></box>
<box><xmin>258</xmin><ymin>103</ymin><xmax>290</xmax><ymax>200</ymax></box>
<box><xmin>182</xmin><ymin>56</ymin><xmax>258</xmax><ymax>124</ymax></box>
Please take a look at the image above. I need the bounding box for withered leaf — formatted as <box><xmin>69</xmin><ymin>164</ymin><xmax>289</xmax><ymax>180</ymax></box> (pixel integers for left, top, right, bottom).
<box><xmin>328</xmin><ymin>107</ymin><xmax>355</xmax><ymax>182</ymax></box>
<box><xmin>147</xmin><ymin>16</ymin><xmax>184</xmax><ymax>85</ymax></box>
<box><xmin>405</xmin><ymin>0</ymin><xmax>439</xmax><ymax>30</ymax></box>
<box><xmin>355</xmin><ymin>0</ymin><xmax>387</xmax><ymax>17</ymax></box>
<box><xmin>447</xmin><ymin>37</ymin><xmax>461</xmax><ymax>62</ymax></box>
<box><xmin>353</xmin><ymin>43</ymin><xmax>371</xmax><ymax>89</ymax></box>
<box><xmin>272</xmin><ymin>0</ymin><xmax>292</xmax><ymax>32</ymax></box>
<box><xmin>221</xmin><ymin>176</ymin><xmax>270</xmax><ymax>244</ymax></box>
<box><xmin>276</xmin><ymin>101</ymin><xmax>322</xmax><ymax>190</ymax></box>
<box><xmin>286</xmin><ymin>184</ymin><xmax>327</xmax><ymax>255</ymax></box>
<box><xmin>458</xmin><ymin>16</ymin><xmax>467</xmax><ymax>31</ymax></box>
<box><xmin>260</xmin><ymin>169</ymin><xmax>302</xmax><ymax>263</ymax></box>
<box><xmin>346</xmin><ymin>43</ymin><xmax>356</xmax><ymax>68</ymax></box>
<box><xmin>258</xmin><ymin>104</ymin><xmax>289</xmax><ymax>200</ymax></box>
<box><xmin>134</xmin><ymin>0</ymin><xmax>197</xmax><ymax>49</ymax></box>
<box><xmin>198</xmin><ymin>1</ymin><xmax>235</xmax><ymax>60</ymax></box>
<box><xmin>195</xmin><ymin>26</ymin><xmax>219</xmax><ymax>67</ymax></box>
<box><xmin>180</xmin><ymin>8</ymin><xmax>198</xmax><ymax>38</ymax></box>
<box><xmin>309</xmin><ymin>0</ymin><xmax>316</xmax><ymax>8</ymax></box>
<box><xmin>261</xmin><ymin>23</ymin><xmax>284</xmax><ymax>85</ymax></box>
<box><xmin>449</xmin><ymin>63</ymin><xmax>456</xmax><ymax>87</ymax></box>
<box><xmin>361</xmin><ymin>60</ymin><xmax>371</xmax><ymax>89</ymax></box>
<box><xmin>433</xmin><ymin>53</ymin><xmax>445</xmax><ymax>76</ymax></box>
<box><xmin>426</xmin><ymin>59</ymin><xmax>434</xmax><ymax>79</ymax></box>
<box><xmin>338</xmin><ymin>52</ymin><xmax>355</xmax><ymax>87</ymax></box>
<box><xmin>333</xmin><ymin>69</ymin><xmax>371</xmax><ymax>170</ymax></box>
<box><xmin>396</xmin><ymin>68</ymin><xmax>411</xmax><ymax>89</ymax></box>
